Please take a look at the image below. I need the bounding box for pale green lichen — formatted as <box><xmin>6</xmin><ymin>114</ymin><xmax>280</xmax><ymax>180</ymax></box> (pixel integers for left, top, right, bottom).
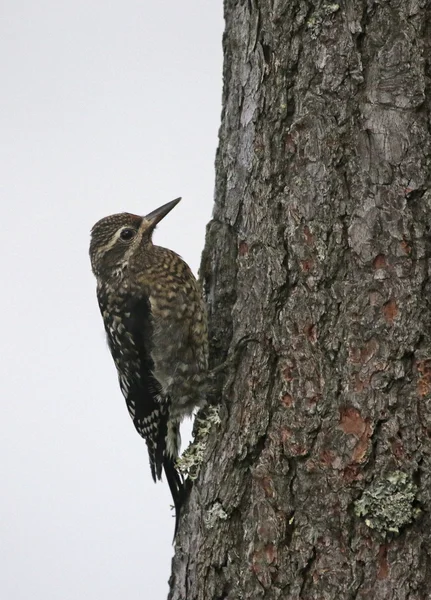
<box><xmin>205</xmin><ymin>501</ymin><xmax>228</xmax><ymax>529</ymax></box>
<box><xmin>354</xmin><ymin>471</ymin><xmax>420</xmax><ymax>534</ymax></box>
<box><xmin>324</xmin><ymin>3</ymin><xmax>340</xmax><ymax>15</ymax></box>
<box><xmin>306</xmin><ymin>4</ymin><xmax>340</xmax><ymax>38</ymax></box>
<box><xmin>176</xmin><ymin>406</ymin><xmax>221</xmax><ymax>480</ymax></box>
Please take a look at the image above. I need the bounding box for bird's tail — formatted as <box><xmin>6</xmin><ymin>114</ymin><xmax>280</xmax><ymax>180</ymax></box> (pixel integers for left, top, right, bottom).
<box><xmin>146</xmin><ymin>416</ymin><xmax>186</xmax><ymax>537</ymax></box>
<box><xmin>163</xmin><ymin>457</ymin><xmax>185</xmax><ymax>538</ymax></box>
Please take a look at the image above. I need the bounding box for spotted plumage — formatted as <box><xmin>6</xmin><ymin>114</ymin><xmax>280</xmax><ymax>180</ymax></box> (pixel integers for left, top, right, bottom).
<box><xmin>89</xmin><ymin>198</ymin><xmax>208</xmax><ymax>535</ymax></box>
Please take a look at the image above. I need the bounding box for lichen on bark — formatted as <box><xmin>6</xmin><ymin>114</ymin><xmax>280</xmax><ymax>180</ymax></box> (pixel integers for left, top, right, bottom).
<box><xmin>354</xmin><ymin>471</ymin><xmax>420</xmax><ymax>534</ymax></box>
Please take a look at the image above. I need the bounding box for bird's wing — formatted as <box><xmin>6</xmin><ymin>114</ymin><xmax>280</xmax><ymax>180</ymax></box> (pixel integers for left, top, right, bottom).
<box><xmin>98</xmin><ymin>290</ymin><xmax>168</xmax><ymax>482</ymax></box>
<box><xmin>121</xmin><ymin>294</ymin><xmax>185</xmax><ymax>529</ymax></box>
<box><xmin>122</xmin><ymin>293</ymin><xmax>170</xmax><ymax>482</ymax></box>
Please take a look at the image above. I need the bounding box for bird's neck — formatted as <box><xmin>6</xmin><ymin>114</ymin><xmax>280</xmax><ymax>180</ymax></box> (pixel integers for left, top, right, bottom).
<box><xmin>97</xmin><ymin>262</ymin><xmax>129</xmax><ymax>295</ymax></box>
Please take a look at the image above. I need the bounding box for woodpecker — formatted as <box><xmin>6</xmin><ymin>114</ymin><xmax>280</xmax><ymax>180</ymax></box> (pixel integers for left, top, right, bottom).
<box><xmin>89</xmin><ymin>198</ymin><xmax>208</xmax><ymax>535</ymax></box>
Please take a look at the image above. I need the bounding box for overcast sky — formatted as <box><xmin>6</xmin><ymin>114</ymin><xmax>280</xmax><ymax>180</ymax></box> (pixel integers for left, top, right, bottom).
<box><xmin>1</xmin><ymin>2</ymin><xmax>223</xmax><ymax>598</ymax></box>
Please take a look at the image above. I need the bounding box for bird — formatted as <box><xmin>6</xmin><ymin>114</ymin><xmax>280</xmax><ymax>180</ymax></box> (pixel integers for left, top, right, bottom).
<box><xmin>89</xmin><ymin>198</ymin><xmax>208</xmax><ymax>535</ymax></box>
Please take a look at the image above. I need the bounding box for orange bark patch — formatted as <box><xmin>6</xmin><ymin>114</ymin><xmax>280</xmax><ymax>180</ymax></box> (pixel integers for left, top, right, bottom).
<box><xmin>307</xmin><ymin>394</ymin><xmax>320</xmax><ymax>406</ymax></box>
<box><xmin>281</xmin><ymin>428</ymin><xmax>292</xmax><ymax>441</ymax></box>
<box><xmin>290</xmin><ymin>444</ymin><xmax>309</xmax><ymax>456</ymax></box>
<box><xmin>265</xmin><ymin>544</ymin><xmax>277</xmax><ymax>564</ymax></box>
<box><xmin>282</xmin><ymin>366</ymin><xmax>294</xmax><ymax>381</ymax></box>
<box><xmin>251</xmin><ymin>545</ymin><xmax>277</xmax><ymax>587</ymax></box>
<box><xmin>304</xmin><ymin>323</ymin><xmax>317</xmax><ymax>343</ymax></box>
<box><xmin>383</xmin><ymin>299</ymin><xmax>398</xmax><ymax>324</ymax></box>
<box><xmin>417</xmin><ymin>359</ymin><xmax>431</xmax><ymax>397</ymax></box>
<box><xmin>340</xmin><ymin>407</ymin><xmax>367</xmax><ymax>436</ymax></box>
<box><xmin>400</xmin><ymin>239</ymin><xmax>411</xmax><ymax>255</ymax></box>
<box><xmin>361</xmin><ymin>338</ymin><xmax>379</xmax><ymax>363</ymax></box>
<box><xmin>285</xmin><ymin>133</ymin><xmax>296</xmax><ymax>154</ymax></box>
<box><xmin>342</xmin><ymin>464</ymin><xmax>362</xmax><ymax>483</ymax></box>
<box><xmin>391</xmin><ymin>438</ymin><xmax>404</xmax><ymax>460</ymax></box>
<box><xmin>260</xmin><ymin>476</ymin><xmax>275</xmax><ymax>498</ymax></box>
<box><xmin>352</xmin><ymin>421</ymin><xmax>372</xmax><ymax>463</ymax></box>
<box><xmin>300</xmin><ymin>259</ymin><xmax>313</xmax><ymax>272</ymax></box>
<box><xmin>319</xmin><ymin>449</ymin><xmax>336</xmax><ymax>467</ymax></box>
<box><xmin>377</xmin><ymin>545</ymin><xmax>389</xmax><ymax>580</ymax></box>
<box><xmin>340</xmin><ymin>407</ymin><xmax>372</xmax><ymax>464</ymax></box>
<box><xmin>238</xmin><ymin>241</ymin><xmax>249</xmax><ymax>256</ymax></box>
<box><xmin>373</xmin><ymin>254</ymin><xmax>387</xmax><ymax>269</ymax></box>
<box><xmin>281</xmin><ymin>393</ymin><xmax>294</xmax><ymax>407</ymax></box>
<box><xmin>349</xmin><ymin>347</ymin><xmax>361</xmax><ymax>364</ymax></box>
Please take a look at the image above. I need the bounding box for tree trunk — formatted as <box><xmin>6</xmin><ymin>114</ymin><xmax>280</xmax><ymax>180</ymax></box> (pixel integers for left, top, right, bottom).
<box><xmin>169</xmin><ymin>1</ymin><xmax>431</xmax><ymax>598</ymax></box>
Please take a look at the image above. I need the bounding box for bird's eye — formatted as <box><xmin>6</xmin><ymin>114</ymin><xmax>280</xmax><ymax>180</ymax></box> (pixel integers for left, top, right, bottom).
<box><xmin>120</xmin><ymin>228</ymin><xmax>136</xmax><ymax>241</ymax></box>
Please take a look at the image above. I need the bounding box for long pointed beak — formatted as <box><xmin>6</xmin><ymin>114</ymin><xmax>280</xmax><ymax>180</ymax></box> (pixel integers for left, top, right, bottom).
<box><xmin>143</xmin><ymin>197</ymin><xmax>181</xmax><ymax>228</ymax></box>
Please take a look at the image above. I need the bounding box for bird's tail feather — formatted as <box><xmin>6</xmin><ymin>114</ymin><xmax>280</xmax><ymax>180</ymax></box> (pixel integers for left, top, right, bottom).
<box><xmin>163</xmin><ymin>457</ymin><xmax>185</xmax><ymax>538</ymax></box>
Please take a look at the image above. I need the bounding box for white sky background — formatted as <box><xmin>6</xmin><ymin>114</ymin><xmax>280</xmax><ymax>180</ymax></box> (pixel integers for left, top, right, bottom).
<box><xmin>0</xmin><ymin>2</ymin><xmax>223</xmax><ymax>598</ymax></box>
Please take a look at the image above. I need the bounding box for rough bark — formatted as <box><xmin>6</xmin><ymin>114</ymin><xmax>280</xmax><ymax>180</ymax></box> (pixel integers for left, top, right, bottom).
<box><xmin>169</xmin><ymin>1</ymin><xmax>431</xmax><ymax>598</ymax></box>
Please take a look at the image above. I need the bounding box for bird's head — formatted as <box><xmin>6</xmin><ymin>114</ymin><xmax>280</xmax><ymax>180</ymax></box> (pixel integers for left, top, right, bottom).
<box><xmin>89</xmin><ymin>197</ymin><xmax>181</xmax><ymax>279</ymax></box>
